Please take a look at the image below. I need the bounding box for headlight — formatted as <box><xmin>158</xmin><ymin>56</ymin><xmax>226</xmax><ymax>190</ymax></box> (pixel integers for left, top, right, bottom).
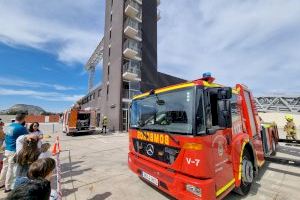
<box><xmin>186</xmin><ymin>184</ymin><xmax>202</xmax><ymax>197</ymax></box>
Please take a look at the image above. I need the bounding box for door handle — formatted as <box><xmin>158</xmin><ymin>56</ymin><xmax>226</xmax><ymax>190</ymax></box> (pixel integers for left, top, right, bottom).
<box><xmin>226</xmin><ymin>135</ymin><xmax>231</xmax><ymax>145</ymax></box>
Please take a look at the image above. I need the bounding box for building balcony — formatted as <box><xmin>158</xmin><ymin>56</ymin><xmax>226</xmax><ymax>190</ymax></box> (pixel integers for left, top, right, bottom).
<box><xmin>135</xmin><ymin>0</ymin><xmax>142</xmax><ymax>5</ymax></box>
<box><xmin>125</xmin><ymin>0</ymin><xmax>140</xmax><ymax>18</ymax></box>
<box><xmin>135</xmin><ymin>11</ymin><xmax>142</xmax><ymax>23</ymax></box>
<box><xmin>122</xmin><ymin>61</ymin><xmax>141</xmax><ymax>81</ymax></box>
<box><xmin>123</xmin><ymin>39</ymin><xmax>141</xmax><ymax>60</ymax></box>
<box><xmin>124</xmin><ymin>18</ymin><xmax>142</xmax><ymax>41</ymax></box>
<box><xmin>157</xmin><ymin>9</ymin><xmax>161</xmax><ymax>21</ymax></box>
<box><xmin>123</xmin><ymin>89</ymin><xmax>141</xmax><ymax>99</ymax></box>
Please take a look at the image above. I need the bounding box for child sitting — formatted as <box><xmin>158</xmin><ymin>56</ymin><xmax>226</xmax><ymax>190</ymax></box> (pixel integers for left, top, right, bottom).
<box><xmin>14</xmin><ymin>158</ymin><xmax>57</xmax><ymax>200</ymax></box>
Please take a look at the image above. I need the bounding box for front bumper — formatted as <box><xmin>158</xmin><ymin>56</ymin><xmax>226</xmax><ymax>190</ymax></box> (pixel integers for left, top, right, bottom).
<box><xmin>128</xmin><ymin>152</ymin><xmax>216</xmax><ymax>200</ymax></box>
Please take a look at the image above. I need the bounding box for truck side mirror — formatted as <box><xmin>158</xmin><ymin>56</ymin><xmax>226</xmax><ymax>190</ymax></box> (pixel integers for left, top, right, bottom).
<box><xmin>218</xmin><ymin>87</ymin><xmax>232</xmax><ymax>100</ymax></box>
<box><xmin>217</xmin><ymin>99</ymin><xmax>232</xmax><ymax>128</ymax></box>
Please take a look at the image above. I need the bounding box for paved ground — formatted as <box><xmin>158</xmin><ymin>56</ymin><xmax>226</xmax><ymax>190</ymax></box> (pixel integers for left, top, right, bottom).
<box><xmin>59</xmin><ymin>132</ymin><xmax>300</xmax><ymax>200</ymax></box>
<box><xmin>0</xmin><ymin>127</ymin><xmax>299</xmax><ymax>200</ymax></box>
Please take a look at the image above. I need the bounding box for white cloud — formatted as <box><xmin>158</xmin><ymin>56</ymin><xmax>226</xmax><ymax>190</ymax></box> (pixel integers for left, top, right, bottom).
<box><xmin>158</xmin><ymin>0</ymin><xmax>300</xmax><ymax>94</ymax></box>
<box><xmin>0</xmin><ymin>77</ymin><xmax>75</xmax><ymax>91</ymax></box>
<box><xmin>0</xmin><ymin>0</ymin><xmax>104</xmax><ymax>64</ymax></box>
<box><xmin>0</xmin><ymin>87</ymin><xmax>83</xmax><ymax>102</ymax></box>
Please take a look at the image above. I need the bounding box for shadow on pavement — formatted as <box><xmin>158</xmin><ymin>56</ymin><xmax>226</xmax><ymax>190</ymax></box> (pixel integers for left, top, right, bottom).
<box><xmin>62</xmin><ymin>188</ymin><xmax>79</xmax><ymax>197</ymax></box>
<box><xmin>276</xmin><ymin>145</ymin><xmax>300</xmax><ymax>157</ymax></box>
<box><xmin>267</xmin><ymin>166</ymin><xmax>300</xmax><ymax>177</ymax></box>
<box><xmin>139</xmin><ymin>178</ymin><xmax>176</xmax><ymax>200</ymax></box>
<box><xmin>87</xmin><ymin>192</ymin><xmax>112</xmax><ymax>200</ymax></box>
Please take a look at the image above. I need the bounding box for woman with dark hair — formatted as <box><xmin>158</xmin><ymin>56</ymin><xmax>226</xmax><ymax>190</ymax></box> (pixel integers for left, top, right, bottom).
<box><xmin>28</xmin><ymin>122</ymin><xmax>43</xmax><ymax>139</ymax></box>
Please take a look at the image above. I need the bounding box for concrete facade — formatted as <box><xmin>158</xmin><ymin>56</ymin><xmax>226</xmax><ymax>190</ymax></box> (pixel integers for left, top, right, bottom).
<box><xmin>79</xmin><ymin>0</ymin><xmax>186</xmax><ymax>131</ymax></box>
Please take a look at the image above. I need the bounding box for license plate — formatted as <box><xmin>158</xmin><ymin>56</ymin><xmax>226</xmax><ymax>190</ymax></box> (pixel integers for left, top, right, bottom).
<box><xmin>142</xmin><ymin>171</ymin><xmax>159</xmax><ymax>186</ymax></box>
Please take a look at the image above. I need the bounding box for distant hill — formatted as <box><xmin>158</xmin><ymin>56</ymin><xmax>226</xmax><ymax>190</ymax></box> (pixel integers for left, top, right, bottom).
<box><xmin>1</xmin><ymin>104</ymin><xmax>46</xmax><ymax>115</ymax></box>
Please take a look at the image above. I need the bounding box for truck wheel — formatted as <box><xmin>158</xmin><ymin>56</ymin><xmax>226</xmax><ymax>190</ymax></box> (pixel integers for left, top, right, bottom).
<box><xmin>236</xmin><ymin>150</ymin><xmax>253</xmax><ymax>196</ymax></box>
<box><xmin>271</xmin><ymin>137</ymin><xmax>277</xmax><ymax>156</ymax></box>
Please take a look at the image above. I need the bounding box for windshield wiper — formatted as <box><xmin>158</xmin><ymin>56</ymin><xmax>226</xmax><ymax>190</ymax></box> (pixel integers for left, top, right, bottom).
<box><xmin>137</xmin><ymin>120</ymin><xmax>149</xmax><ymax>139</ymax></box>
<box><xmin>149</xmin><ymin>89</ymin><xmax>165</xmax><ymax>105</ymax></box>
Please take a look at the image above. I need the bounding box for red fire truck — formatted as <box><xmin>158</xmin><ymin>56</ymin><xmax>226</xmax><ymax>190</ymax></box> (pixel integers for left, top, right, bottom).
<box><xmin>63</xmin><ymin>108</ymin><xmax>96</xmax><ymax>136</ymax></box>
<box><xmin>128</xmin><ymin>74</ymin><xmax>278</xmax><ymax>200</ymax></box>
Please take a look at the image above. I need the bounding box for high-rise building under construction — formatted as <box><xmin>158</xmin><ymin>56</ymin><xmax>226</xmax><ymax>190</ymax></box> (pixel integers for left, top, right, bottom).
<box><xmin>79</xmin><ymin>0</ymin><xmax>185</xmax><ymax>131</ymax></box>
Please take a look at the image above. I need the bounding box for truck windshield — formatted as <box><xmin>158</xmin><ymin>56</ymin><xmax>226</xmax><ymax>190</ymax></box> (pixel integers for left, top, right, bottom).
<box><xmin>130</xmin><ymin>88</ymin><xmax>196</xmax><ymax>134</ymax></box>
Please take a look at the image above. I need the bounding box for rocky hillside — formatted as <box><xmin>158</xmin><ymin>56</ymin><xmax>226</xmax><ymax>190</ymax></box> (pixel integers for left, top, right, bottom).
<box><xmin>1</xmin><ymin>104</ymin><xmax>46</xmax><ymax>115</ymax></box>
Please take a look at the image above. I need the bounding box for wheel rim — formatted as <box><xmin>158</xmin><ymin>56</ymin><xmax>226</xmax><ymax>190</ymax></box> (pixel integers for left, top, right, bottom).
<box><xmin>242</xmin><ymin>157</ymin><xmax>254</xmax><ymax>184</ymax></box>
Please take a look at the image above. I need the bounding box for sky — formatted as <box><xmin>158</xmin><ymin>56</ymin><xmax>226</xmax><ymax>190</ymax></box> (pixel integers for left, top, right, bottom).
<box><xmin>1</xmin><ymin>0</ymin><xmax>300</xmax><ymax>112</ymax></box>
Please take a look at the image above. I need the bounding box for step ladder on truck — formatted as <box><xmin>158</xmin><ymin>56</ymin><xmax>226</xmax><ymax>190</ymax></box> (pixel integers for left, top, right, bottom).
<box><xmin>128</xmin><ymin>73</ymin><xmax>284</xmax><ymax>200</ymax></box>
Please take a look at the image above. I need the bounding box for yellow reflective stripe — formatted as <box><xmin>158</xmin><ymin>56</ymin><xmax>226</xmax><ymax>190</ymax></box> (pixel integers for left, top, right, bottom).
<box><xmin>156</xmin><ymin>83</ymin><xmax>195</xmax><ymax>94</ymax></box>
<box><xmin>258</xmin><ymin>160</ymin><xmax>265</xmax><ymax>167</ymax></box>
<box><xmin>132</xmin><ymin>83</ymin><xmax>195</xmax><ymax>100</ymax></box>
<box><xmin>133</xmin><ymin>92</ymin><xmax>150</xmax><ymax>100</ymax></box>
<box><xmin>203</xmin><ymin>81</ymin><xmax>222</xmax><ymax>87</ymax></box>
<box><xmin>238</xmin><ymin>140</ymin><xmax>249</xmax><ymax>180</ymax></box>
<box><xmin>216</xmin><ymin>178</ymin><xmax>235</xmax><ymax>197</ymax></box>
<box><xmin>232</xmin><ymin>88</ymin><xmax>239</xmax><ymax>94</ymax></box>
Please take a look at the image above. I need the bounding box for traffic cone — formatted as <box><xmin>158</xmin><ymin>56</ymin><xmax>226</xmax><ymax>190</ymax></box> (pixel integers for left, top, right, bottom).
<box><xmin>52</xmin><ymin>136</ymin><xmax>61</xmax><ymax>156</ymax></box>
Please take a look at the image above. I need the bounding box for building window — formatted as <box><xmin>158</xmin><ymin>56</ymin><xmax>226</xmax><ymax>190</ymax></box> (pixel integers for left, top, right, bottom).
<box><xmin>93</xmin><ymin>93</ymin><xmax>95</xmax><ymax>99</ymax></box>
<box><xmin>98</xmin><ymin>89</ymin><xmax>101</xmax><ymax>97</ymax></box>
<box><xmin>108</xmin><ymin>65</ymin><xmax>110</xmax><ymax>76</ymax></box>
<box><xmin>109</xmin><ymin>30</ymin><xmax>112</xmax><ymax>40</ymax></box>
<box><xmin>110</xmin><ymin>14</ymin><xmax>113</xmax><ymax>23</ymax></box>
<box><xmin>108</xmin><ymin>47</ymin><xmax>111</xmax><ymax>57</ymax></box>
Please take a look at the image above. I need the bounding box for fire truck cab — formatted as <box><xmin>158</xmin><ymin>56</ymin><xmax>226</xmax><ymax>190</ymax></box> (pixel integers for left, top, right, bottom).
<box><xmin>128</xmin><ymin>74</ymin><xmax>278</xmax><ymax>200</ymax></box>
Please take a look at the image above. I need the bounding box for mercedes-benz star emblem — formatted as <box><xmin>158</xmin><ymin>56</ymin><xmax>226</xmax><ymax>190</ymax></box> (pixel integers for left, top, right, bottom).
<box><xmin>146</xmin><ymin>144</ymin><xmax>155</xmax><ymax>156</ymax></box>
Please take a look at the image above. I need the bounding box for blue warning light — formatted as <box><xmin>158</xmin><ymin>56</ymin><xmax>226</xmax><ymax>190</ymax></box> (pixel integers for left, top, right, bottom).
<box><xmin>203</xmin><ymin>72</ymin><xmax>212</xmax><ymax>78</ymax></box>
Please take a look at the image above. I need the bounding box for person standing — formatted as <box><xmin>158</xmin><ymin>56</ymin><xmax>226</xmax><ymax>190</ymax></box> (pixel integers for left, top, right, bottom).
<box><xmin>284</xmin><ymin>115</ymin><xmax>297</xmax><ymax>140</ymax></box>
<box><xmin>29</xmin><ymin>122</ymin><xmax>43</xmax><ymax>139</ymax></box>
<box><xmin>101</xmin><ymin>116</ymin><xmax>108</xmax><ymax>134</ymax></box>
<box><xmin>0</xmin><ymin>113</ymin><xmax>28</xmax><ymax>192</ymax></box>
<box><xmin>0</xmin><ymin>119</ymin><xmax>5</xmax><ymax>147</ymax></box>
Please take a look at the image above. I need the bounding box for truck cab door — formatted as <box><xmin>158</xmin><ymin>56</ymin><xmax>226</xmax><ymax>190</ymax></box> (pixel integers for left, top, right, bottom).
<box><xmin>205</xmin><ymin>88</ymin><xmax>234</xmax><ymax>197</ymax></box>
<box><xmin>239</xmin><ymin>86</ymin><xmax>265</xmax><ymax>165</ymax></box>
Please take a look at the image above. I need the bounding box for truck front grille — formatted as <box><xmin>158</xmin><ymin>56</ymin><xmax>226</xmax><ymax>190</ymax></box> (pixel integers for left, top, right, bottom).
<box><xmin>133</xmin><ymin>139</ymin><xmax>180</xmax><ymax>165</ymax></box>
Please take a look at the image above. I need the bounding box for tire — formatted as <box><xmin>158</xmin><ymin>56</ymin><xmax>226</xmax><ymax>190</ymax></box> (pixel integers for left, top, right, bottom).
<box><xmin>235</xmin><ymin>150</ymin><xmax>254</xmax><ymax>196</ymax></box>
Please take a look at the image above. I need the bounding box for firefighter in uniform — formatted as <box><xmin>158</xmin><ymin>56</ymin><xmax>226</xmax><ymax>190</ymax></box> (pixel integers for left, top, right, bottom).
<box><xmin>101</xmin><ymin>116</ymin><xmax>108</xmax><ymax>134</ymax></box>
<box><xmin>284</xmin><ymin>115</ymin><xmax>297</xmax><ymax>140</ymax></box>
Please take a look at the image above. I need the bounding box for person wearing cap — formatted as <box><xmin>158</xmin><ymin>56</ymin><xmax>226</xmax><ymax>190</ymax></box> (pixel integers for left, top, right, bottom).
<box><xmin>0</xmin><ymin>113</ymin><xmax>28</xmax><ymax>192</ymax></box>
<box><xmin>101</xmin><ymin>116</ymin><xmax>108</xmax><ymax>134</ymax></box>
<box><xmin>284</xmin><ymin>115</ymin><xmax>297</xmax><ymax>140</ymax></box>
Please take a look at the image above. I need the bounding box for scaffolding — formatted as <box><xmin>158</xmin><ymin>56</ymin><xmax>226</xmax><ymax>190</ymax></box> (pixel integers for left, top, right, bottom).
<box><xmin>85</xmin><ymin>37</ymin><xmax>104</xmax><ymax>91</ymax></box>
<box><xmin>255</xmin><ymin>96</ymin><xmax>300</xmax><ymax>113</ymax></box>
